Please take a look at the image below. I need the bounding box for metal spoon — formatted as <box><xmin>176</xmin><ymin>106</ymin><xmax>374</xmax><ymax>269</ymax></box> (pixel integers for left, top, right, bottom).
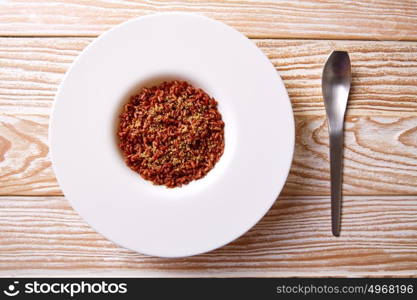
<box><xmin>322</xmin><ymin>51</ymin><xmax>351</xmax><ymax>237</ymax></box>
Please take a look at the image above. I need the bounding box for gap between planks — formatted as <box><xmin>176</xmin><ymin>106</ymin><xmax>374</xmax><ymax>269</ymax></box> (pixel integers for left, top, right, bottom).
<box><xmin>2</xmin><ymin>36</ymin><xmax>417</xmax><ymax>43</ymax></box>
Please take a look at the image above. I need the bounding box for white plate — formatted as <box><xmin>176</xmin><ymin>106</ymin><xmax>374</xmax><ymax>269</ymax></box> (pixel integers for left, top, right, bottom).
<box><xmin>50</xmin><ymin>13</ymin><xmax>294</xmax><ymax>257</ymax></box>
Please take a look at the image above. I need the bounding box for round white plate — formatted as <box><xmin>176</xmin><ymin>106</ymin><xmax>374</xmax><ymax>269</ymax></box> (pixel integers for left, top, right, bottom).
<box><xmin>50</xmin><ymin>13</ymin><xmax>294</xmax><ymax>257</ymax></box>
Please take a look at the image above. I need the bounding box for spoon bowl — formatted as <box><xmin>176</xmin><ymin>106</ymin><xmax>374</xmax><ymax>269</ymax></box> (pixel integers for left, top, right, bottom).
<box><xmin>322</xmin><ymin>51</ymin><xmax>351</xmax><ymax>130</ymax></box>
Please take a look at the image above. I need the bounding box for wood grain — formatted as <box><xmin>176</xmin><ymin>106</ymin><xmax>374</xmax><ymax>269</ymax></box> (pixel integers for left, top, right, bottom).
<box><xmin>262</xmin><ymin>39</ymin><xmax>417</xmax><ymax>115</ymax></box>
<box><xmin>285</xmin><ymin>115</ymin><xmax>417</xmax><ymax>195</ymax></box>
<box><xmin>1</xmin><ymin>0</ymin><xmax>417</xmax><ymax>41</ymax></box>
<box><xmin>1</xmin><ymin>38</ymin><xmax>417</xmax><ymax>195</ymax></box>
<box><xmin>0</xmin><ymin>195</ymin><xmax>416</xmax><ymax>277</ymax></box>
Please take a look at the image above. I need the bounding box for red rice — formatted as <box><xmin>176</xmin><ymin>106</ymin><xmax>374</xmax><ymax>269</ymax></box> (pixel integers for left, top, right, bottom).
<box><xmin>118</xmin><ymin>80</ymin><xmax>225</xmax><ymax>188</ymax></box>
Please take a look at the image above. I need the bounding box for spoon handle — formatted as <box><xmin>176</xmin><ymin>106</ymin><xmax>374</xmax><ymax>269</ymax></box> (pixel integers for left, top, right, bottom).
<box><xmin>329</xmin><ymin>129</ymin><xmax>343</xmax><ymax>236</ymax></box>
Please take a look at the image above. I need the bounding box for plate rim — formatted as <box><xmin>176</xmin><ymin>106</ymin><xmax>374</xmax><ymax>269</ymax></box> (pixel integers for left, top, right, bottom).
<box><xmin>49</xmin><ymin>12</ymin><xmax>295</xmax><ymax>257</ymax></box>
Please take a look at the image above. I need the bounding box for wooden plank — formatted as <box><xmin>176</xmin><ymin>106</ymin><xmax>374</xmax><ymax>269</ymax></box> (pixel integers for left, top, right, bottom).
<box><xmin>1</xmin><ymin>38</ymin><xmax>417</xmax><ymax>117</ymax></box>
<box><xmin>285</xmin><ymin>115</ymin><xmax>417</xmax><ymax>195</ymax></box>
<box><xmin>1</xmin><ymin>113</ymin><xmax>416</xmax><ymax>196</ymax></box>
<box><xmin>1</xmin><ymin>38</ymin><xmax>417</xmax><ymax>196</ymax></box>
<box><xmin>0</xmin><ymin>195</ymin><xmax>416</xmax><ymax>277</ymax></box>
<box><xmin>263</xmin><ymin>39</ymin><xmax>417</xmax><ymax>115</ymax></box>
<box><xmin>0</xmin><ymin>114</ymin><xmax>55</xmax><ymax>195</ymax></box>
<box><xmin>1</xmin><ymin>0</ymin><xmax>417</xmax><ymax>40</ymax></box>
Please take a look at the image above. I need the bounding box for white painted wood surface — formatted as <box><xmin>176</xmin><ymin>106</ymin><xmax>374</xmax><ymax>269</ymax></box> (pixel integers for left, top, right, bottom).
<box><xmin>0</xmin><ymin>1</ymin><xmax>416</xmax><ymax>277</ymax></box>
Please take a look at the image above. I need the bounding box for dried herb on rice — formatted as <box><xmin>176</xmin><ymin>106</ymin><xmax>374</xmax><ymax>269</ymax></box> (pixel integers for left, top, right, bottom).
<box><xmin>118</xmin><ymin>80</ymin><xmax>225</xmax><ymax>188</ymax></box>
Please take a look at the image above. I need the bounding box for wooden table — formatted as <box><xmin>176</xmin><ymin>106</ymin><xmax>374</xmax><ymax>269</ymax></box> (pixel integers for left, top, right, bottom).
<box><xmin>1</xmin><ymin>0</ymin><xmax>416</xmax><ymax>277</ymax></box>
